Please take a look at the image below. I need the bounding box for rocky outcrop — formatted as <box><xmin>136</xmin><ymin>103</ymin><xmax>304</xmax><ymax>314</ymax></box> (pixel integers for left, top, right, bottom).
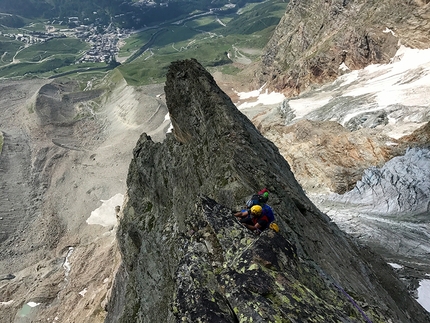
<box><xmin>310</xmin><ymin>147</ymin><xmax>430</xmax><ymax>281</ymax></box>
<box><xmin>106</xmin><ymin>59</ymin><xmax>430</xmax><ymax>322</ymax></box>
<box><xmin>257</xmin><ymin>0</ymin><xmax>430</xmax><ymax>96</ymax></box>
<box><xmin>327</xmin><ymin>147</ymin><xmax>430</xmax><ymax>215</ymax></box>
<box><xmin>262</xmin><ymin>119</ymin><xmax>401</xmax><ymax>194</ymax></box>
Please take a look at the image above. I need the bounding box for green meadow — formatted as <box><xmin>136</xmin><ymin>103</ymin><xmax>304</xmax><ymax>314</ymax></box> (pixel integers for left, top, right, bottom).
<box><xmin>0</xmin><ymin>37</ymin><xmax>89</xmax><ymax>78</ymax></box>
<box><xmin>117</xmin><ymin>0</ymin><xmax>288</xmax><ymax>85</ymax></box>
<box><xmin>0</xmin><ymin>38</ymin><xmax>23</xmax><ymax>66</ymax></box>
<box><xmin>15</xmin><ymin>38</ymin><xmax>88</xmax><ymax>62</ymax></box>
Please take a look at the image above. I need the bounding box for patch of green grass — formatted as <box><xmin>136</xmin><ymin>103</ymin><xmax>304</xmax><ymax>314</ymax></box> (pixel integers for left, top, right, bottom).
<box><xmin>15</xmin><ymin>38</ymin><xmax>88</xmax><ymax>62</ymax></box>
<box><xmin>151</xmin><ymin>25</ymin><xmax>201</xmax><ymax>48</ymax></box>
<box><xmin>215</xmin><ymin>64</ymin><xmax>242</xmax><ymax>75</ymax></box>
<box><xmin>0</xmin><ymin>55</ymin><xmax>77</xmax><ymax>78</ymax></box>
<box><xmin>22</xmin><ymin>22</ymin><xmax>47</xmax><ymax>32</ymax></box>
<box><xmin>0</xmin><ymin>40</ymin><xmax>23</xmax><ymax>65</ymax></box>
<box><xmin>223</xmin><ymin>1</ymin><xmax>287</xmax><ymax>35</ymax></box>
<box><xmin>185</xmin><ymin>16</ymin><xmax>227</xmax><ymax>32</ymax></box>
<box><xmin>118</xmin><ymin>31</ymin><xmax>153</xmax><ymax>57</ymax></box>
<box><xmin>0</xmin><ymin>0</ymin><xmax>287</xmax><ymax>83</ymax></box>
<box><xmin>118</xmin><ymin>32</ymin><xmax>235</xmax><ymax>85</ymax></box>
<box><xmin>0</xmin><ymin>131</ymin><xmax>3</xmax><ymax>154</ymax></box>
<box><xmin>53</xmin><ymin>62</ymin><xmax>107</xmax><ymax>74</ymax></box>
<box><xmin>0</xmin><ymin>14</ymin><xmax>25</xmax><ymax>28</ymax></box>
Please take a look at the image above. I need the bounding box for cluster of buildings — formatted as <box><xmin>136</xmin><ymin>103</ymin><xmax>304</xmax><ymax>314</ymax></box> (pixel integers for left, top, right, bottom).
<box><xmin>2</xmin><ymin>17</ymin><xmax>130</xmax><ymax>64</ymax></box>
<box><xmin>74</xmin><ymin>23</ymin><xmax>128</xmax><ymax>63</ymax></box>
<box><xmin>0</xmin><ymin>31</ymin><xmax>65</xmax><ymax>44</ymax></box>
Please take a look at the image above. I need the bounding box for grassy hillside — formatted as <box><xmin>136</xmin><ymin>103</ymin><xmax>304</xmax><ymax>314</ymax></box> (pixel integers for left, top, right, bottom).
<box><xmin>0</xmin><ymin>38</ymin><xmax>89</xmax><ymax>78</ymax></box>
<box><xmin>0</xmin><ymin>0</ymin><xmax>267</xmax><ymax>27</ymax></box>
<box><xmin>0</xmin><ymin>38</ymin><xmax>22</xmax><ymax>66</ymax></box>
<box><xmin>117</xmin><ymin>0</ymin><xmax>288</xmax><ymax>85</ymax></box>
<box><xmin>15</xmin><ymin>38</ymin><xmax>88</xmax><ymax>62</ymax></box>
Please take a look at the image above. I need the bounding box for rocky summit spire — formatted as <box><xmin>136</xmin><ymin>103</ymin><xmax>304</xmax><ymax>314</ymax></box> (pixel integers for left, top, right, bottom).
<box><xmin>106</xmin><ymin>59</ymin><xmax>429</xmax><ymax>323</ymax></box>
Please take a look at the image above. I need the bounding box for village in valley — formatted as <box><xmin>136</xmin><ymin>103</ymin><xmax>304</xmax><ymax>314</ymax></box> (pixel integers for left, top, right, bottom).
<box><xmin>0</xmin><ymin>16</ymin><xmax>132</xmax><ymax>65</ymax></box>
<box><xmin>0</xmin><ymin>0</ymin><xmax>239</xmax><ymax>67</ymax></box>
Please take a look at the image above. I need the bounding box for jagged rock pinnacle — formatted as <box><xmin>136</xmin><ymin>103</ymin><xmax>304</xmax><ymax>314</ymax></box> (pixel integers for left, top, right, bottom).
<box><xmin>106</xmin><ymin>59</ymin><xmax>430</xmax><ymax>323</ymax></box>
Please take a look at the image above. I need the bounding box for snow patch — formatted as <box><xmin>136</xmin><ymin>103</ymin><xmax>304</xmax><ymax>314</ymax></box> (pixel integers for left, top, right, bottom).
<box><xmin>63</xmin><ymin>247</ymin><xmax>74</xmax><ymax>277</ymax></box>
<box><xmin>342</xmin><ymin>46</ymin><xmax>430</xmax><ymax>109</ymax></box>
<box><xmin>235</xmin><ymin>83</ymin><xmax>285</xmax><ymax>109</ymax></box>
<box><xmin>27</xmin><ymin>302</ymin><xmax>40</xmax><ymax>308</ymax></box>
<box><xmin>288</xmin><ymin>93</ymin><xmax>332</xmax><ymax>120</ymax></box>
<box><xmin>165</xmin><ymin>113</ymin><xmax>173</xmax><ymax>133</ymax></box>
<box><xmin>238</xmin><ymin>90</ymin><xmax>285</xmax><ymax>109</ymax></box>
<box><xmin>339</xmin><ymin>62</ymin><xmax>349</xmax><ymax>71</ymax></box>
<box><xmin>279</xmin><ymin>46</ymin><xmax>430</xmax><ymax>137</ymax></box>
<box><xmin>79</xmin><ymin>288</ymin><xmax>88</xmax><ymax>297</ymax></box>
<box><xmin>388</xmin><ymin>262</ymin><xmax>403</xmax><ymax>269</ymax></box>
<box><xmin>417</xmin><ymin>279</ymin><xmax>430</xmax><ymax>312</ymax></box>
<box><xmin>383</xmin><ymin>27</ymin><xmax>396</xmax><ymax>36</ymax></box>
<box><xmin>87</xmin><ymin>193</ymin><xmax>124</xmax><ymax>227</ymax></box>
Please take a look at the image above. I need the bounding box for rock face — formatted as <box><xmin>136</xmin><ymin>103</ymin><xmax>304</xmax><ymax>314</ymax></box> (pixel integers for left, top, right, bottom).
<box><xmin>257</xmin><ymin>0</ymin><xmax>430</xmax><ymax>96</ymax></box>
<box><xmin>310</xmin><ymin>147</ymin><xmax>430</xmax><ymax>283</ymax></box>
<box><xmin>330</xmin><ymin>147</ymin><xmax>430</xmax><ymax>215</ymax></box>
<box><xmin>106</xmin><ymin>59</ymin><xmax>430</xmax><ymax>322</ymax></box>
<box><xmin>262</xmin><ymin>119</ymin><xmax>400</xmax><ymax>194</ymax></box>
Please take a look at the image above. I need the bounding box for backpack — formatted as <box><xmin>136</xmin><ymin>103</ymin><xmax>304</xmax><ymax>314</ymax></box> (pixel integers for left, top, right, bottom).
<box><xmin>246</xmin><ymin>194</ymin><xmax>264</xmax><ymax>208</ymax></box>
<box><xmin>269</xmin><ymin>222</ymin><xmax>280</xmax><ymax>232</ymax></box>
<box><xmin>262</xmin><ymin>204</ymin><xmax>275</xmax><ymax>223</ymax></box>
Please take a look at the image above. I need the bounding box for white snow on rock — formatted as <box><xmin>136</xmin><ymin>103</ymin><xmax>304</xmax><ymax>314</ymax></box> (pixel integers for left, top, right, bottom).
<box><xmin>79</xmin><ymin>288</ymin><xmax>88</xmax><ymax>297</ymax></box>
<box><xmin>63</xmin><ymin>247</ymin><xmax>74</xmax><ymax>278</ymax></box>
<box><xmin>383</xmin><ymin>27</ymin><xmax>396</xmax><ymax>36</ymax></box>
<box><xmin>235</xmin><ymin>83</ymin><xmax>286</xmax><ymax>109</ymax></box>
<box><xmin>388</xmin><ymin>263</ymin><xmax>403</xmax><ymax>269</ymax></box>
<box><xmin>87</xmin><ymin>193</ymin><xmax>124</xmax><ymax>227</ymax></box>
<box><xmin>283</xmin><ymin>46</ymin><xmax>430</xmax><ymax>138</ymax></box>
<box><xmin>339</xmin><ymin>62</ymin><xmax>349</xmax><ymax>71</ymax></box>
<box><xmin>27</xmin><ymin>302</ymin><xmax>40</xmax><ymax>308</ymax></box>
<box><xmin>417</xmin><ymin>279</ymin><xmax>430</xmax><ymax>312</ymax></box>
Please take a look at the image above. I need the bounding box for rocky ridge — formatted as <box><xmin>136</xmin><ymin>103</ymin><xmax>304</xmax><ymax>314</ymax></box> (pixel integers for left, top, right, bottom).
<box><xmin>106</xmin><ymin>59</ymin><xmax>430</xmax><ymax>322</ymax></box>
<box><xmin>257</xmin><ymin>0</ymin><xmax>430</xmax><ymax>96</ymax></box>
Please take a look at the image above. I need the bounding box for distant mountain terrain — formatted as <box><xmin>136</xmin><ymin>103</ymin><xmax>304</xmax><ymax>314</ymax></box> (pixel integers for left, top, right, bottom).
<box><xmin>0</xmin><ymin>0</ymin><xmax>266</xmax><ymax>27</ymax></box>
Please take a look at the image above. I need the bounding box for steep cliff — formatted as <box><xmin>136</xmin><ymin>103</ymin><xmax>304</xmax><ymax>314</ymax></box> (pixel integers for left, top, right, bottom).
<box><xmin>314</xmin><ymin>147</ymin><xmax>430</xmax><ymax>258</ymax></box>
<box><xmin>106</xmin><ymin>59</ymin><xmax>430</xmax><ymax>322</ymax></box>
<box><xmin>257</xmin><ymin>0</ymin><xmax>430</xmax><ymax>96</ymax></box>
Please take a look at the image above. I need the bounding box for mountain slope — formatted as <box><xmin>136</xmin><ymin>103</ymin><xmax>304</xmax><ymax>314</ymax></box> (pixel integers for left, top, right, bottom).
<box><xmin>106</xmin><ymin>59</ymin><xmax>430</xmax><ymax>322</ymax></box>
<box><xmin>256</xmin><ymin>0</ymin><xmax>430</xmax><ymax>96</ymax></box>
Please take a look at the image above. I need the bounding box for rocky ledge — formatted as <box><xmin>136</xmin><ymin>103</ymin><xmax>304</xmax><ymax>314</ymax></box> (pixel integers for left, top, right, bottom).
<box><xmin>106</xmin><ymin>59</ymin><xmax>430</xmax><ymax>322</ymax></box>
